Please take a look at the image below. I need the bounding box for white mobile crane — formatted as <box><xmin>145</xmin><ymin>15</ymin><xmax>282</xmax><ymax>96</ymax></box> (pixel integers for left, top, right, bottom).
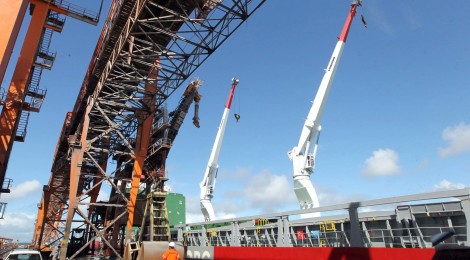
<box><xmin>288</xmin><ymin>1</ymin><xmax>363</xmax><ymax>217</ymax></box>
<box><xmin>200</xmin><ymin>78</ymin><xmax>239</xmax><ymax>221</ymax></box>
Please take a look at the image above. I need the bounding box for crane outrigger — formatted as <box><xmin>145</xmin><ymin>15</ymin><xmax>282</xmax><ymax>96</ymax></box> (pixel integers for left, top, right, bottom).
<box><xmin>288</xmin><ymin>1</ymin><xmax>363</xmax><ymax>217</ymax></box>
<box><xmin>200</xmin><ymin>78</ymin><xmax>239</xmax><ymax>221</ymax></box>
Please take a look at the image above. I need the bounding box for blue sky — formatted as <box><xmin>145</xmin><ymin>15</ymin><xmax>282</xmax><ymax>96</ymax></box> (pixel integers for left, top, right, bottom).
<box><xmin>1</xmin><ymin>0</ymin><xmax>469</xmax><ymax>241</ymax></box>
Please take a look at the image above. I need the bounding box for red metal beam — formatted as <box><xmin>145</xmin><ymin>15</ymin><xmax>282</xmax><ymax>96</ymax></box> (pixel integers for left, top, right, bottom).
<box><xmin>214</xmin><ymin>247</ymin><xmax>436</xmax><ymax>260</ymax></box>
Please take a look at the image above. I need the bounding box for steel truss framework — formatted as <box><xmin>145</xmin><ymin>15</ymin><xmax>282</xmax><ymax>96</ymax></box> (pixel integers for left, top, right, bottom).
<box><xmin>33</xmin><ymin>0</ymin><xmax>265</xmax><ymax>258</ymax></box>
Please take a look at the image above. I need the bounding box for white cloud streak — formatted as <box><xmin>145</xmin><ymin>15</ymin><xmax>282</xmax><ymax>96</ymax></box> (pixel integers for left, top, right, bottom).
<box><xmin>433</xmin><ymin>179</ymin><xmax>466</xmax><ymax>191</ymax></box>
<box><xmin>0</xmin><ymin>212</ymin><xmax>37</xmax><ymax>242</ymax></box>
<box><xmin>186</xmin><ymin>168</ymin><xmax>298</xmax><ymax>222</ymax></box>
<box><xmin>317</xmin><ymin>187</ymin><xmax>367</xmax><ymax>206</ymax></box>
<box><xmin>367</xmin><ymin>4</ymin><xmax>395</xmax><ymax>38</ymax></box>
<box><xmin>363</xmin><ymin>149</ymin><xmax>401</xmax><ymax>177</ymax></box>
<box><xmin>185</xmin><ymin>194</ymin><xmax>239</xmax><ymax>223</ymax></box>
<box><xmin>243</xmin><ymin>170</ymin><xmax>297</xmax><ymax>213</ymax></box>
<box><xmin>438</xmin><ymin>123</ymin><xmax>470</xmax><ymax>157</ymax></box>
<box><xmin>2</xmin><ymin>180</ymin><xmax>41</xmax><ymax>202</ymax></box>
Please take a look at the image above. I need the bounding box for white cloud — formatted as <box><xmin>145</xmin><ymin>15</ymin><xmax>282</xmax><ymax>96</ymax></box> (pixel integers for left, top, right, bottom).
<box><xmin>317</xmin><ymin>187</ymin><xmax>367</xmax><ymax>206</ymax></box>
<box><xmin>186</xmin><ymin>211</ymin><xmax>236</xmax><ymax>224</ymax></box>
<box><xmin>402</xmin><ymin>5</ymin><xmax>423</xmax><ymax>31</ymax></box>
<box><xmin>185</xmin><ymin>195</ymin><xmax>238</xmax><ymax>223</ymax></box>
<box><xmin>186</xmin><ymin>212</ymin><xmax>204</xmax><ymax>223</ymax></box>
<box><xmin>77</xmin><ymin>191</ymin><xmax>110</xmax><ymax>217</ymax></box>
<box><xmin>368</xmin><ymin>4</ymin><xmax>395</xmax><ymax>38</ymax></box>
<box><xmin>2</xmin><ymin>180</ymin><xmax>41</xmax><ymax>202</ymax></box>
<box><xmin>414</xmin><ymin>158</ymin><xmax>430</xmax><ymax>172</ymax></box>
<box><xmin>185</xmin><ymin>169</ymin><xmax>298</xmax><ymax>223</ymax></box>
<box><xmin>358</xmin><ymin>207</ymin><xmax>375</xmax><ymax>213</ymax></box>
<box><xmin>215</xmin><ymin>212</ymin><xmax>237</xmax><ymax>220</ymax></box>
<box><xmin>438</xmin><ymin>123</ymin><xmax>470</xmax><ymax>157</ymax></box>
<box><xmin>0</xmin><ymin>212</ymin><xmax>37</xmax><ymax>242</ymax></box>
<box><xmin>242</xmin><ymin>170</ymin><xmax>297</xmax><ymax>213</ymax></box>
<box><xmin>433</xmin><ymin>179</ymin><xmax>466</xmax><ymax>191</ymax></box>
<box><xmin>220</xmin><ymin>167</ymin><xmax>251</xmax><ymax>181</ymax></box>
<box><xmin>363</xmin><ymin>149</ymin><xmax>401</xmax><ymax>177</ymax></box>
<box><xmin>185</xmin><ymin>195</ymin><xmax>206</xmax><ymax>223</ymax></box>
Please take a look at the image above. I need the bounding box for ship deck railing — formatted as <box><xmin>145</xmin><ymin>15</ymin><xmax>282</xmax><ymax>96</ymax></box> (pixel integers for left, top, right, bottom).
<box><xmin>185</xmin><ymin>224</ymin><xmax>465</xmax><ymax>248</ymax></box>
<box><xmin>178</xmin><ymin>188</ymin><xmax>470</xmax><ymax>249</ymax></box>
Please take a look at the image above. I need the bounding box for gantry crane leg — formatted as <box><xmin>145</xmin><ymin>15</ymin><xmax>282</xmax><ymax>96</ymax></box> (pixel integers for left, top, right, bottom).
<box><xmin>33</xmin><ymin>199</ymin><xmax>46</xmax><ymax>246</ymax></box>
<box><xmin>126</xmin><ymin>62</ymin><xmax>158</xmax><ymax>241</ymax></box>
<box><xmin>59</xmin><ymin>97</ymin><xmax>93</xmax><ymax>260</ymax></box>
<box><xmin>0</xmin><ymin>0</ymin><xmax>28</xmax><ymax>84</ymax></box>
<box><xmin>0</xmin><ymin>1</ymin><xmax>49</xmax><ymax>189</ymax></box>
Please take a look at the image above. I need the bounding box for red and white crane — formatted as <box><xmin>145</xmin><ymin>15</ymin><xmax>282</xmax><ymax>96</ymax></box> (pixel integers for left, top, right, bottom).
<box><xmin>200</xmin><ymin>78</ymin><xmax>239</xmax><ymax>221</ymax></box>
<box><xmin>288</xmin><ymin>1</ymin><xmax>363</xmax><ymax>217</ymax></box>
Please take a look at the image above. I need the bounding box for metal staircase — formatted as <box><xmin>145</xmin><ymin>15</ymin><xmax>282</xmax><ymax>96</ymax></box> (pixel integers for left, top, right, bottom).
<box><xmin>24</xmin><ymin>66</ymin><xmax>47</xmax><ymax>113</ymax></box>
<box><xmin>15</xmin><ymin>111</ymin><xmax>30</xmax><ymax>142</ymax></box>
<box><xmin>34</xmin><ymin>25</ymin><xmax>55</xmax><ymax>70</ymax></box>
<box><xmin>19</xmin><ymin>11</ymin><xmax>60</xmax><ymax>140</ymax></box>
<box><xmin>0</xmin><ymin>178</ymin><xmax>12</xmax><ymax>218</ymax></box>
<box><xmin>46</xmin><ymin>11</ymin><xmax>66</xmax><ymax>31</ymax></box>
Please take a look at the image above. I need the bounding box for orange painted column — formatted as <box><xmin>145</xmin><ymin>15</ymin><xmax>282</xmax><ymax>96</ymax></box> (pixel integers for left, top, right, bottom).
<box><xmin>126</xmin><ymin>62</ymin><xmax>158</xmax><ymax>241</ymax></box>
<box><xmin>0</xmin><ymin>2</ymin><xmax>48</xmax><ymax>187</ymax></box>
<box><xmin>60</xmin><ymin>100</ymin><xmax>92</xmax><ymax>260</ymax></box>
<box><xmin>32</xmin><ymin>198</ymin><xmax>46</xmax><ymax>248</ymax></box>
<box><xmin>0</xmin><ymin>0</ymin><xmax>28</xmax><ymax>85</ymax></box>
<box><xmin>85</xmin><ymin>154</ymin><xmax>107</xmax><ymax>245</ymax></box>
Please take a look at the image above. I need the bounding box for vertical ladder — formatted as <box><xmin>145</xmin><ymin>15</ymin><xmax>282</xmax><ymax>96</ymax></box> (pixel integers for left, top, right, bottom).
<box><xmin>151</xmin><ymin>188</ymin><xmax>171</xmax><ymax>241</ymax></box>
<box><xmin>140</xmin><ymin>177</ymin><xmax>170</xmax><ymax>242</ymax></box>
<box><xmin>319</xmin><ymin>221</ymin><xmax>335</xmax><ymax>247</ymax></box>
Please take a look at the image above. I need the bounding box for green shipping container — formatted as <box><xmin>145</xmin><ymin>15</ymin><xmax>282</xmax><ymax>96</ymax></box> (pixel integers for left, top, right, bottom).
<box><xmin>166</xmin><ymin>193</ymin><xmax>185</xmax><ymax>230</ymax></box>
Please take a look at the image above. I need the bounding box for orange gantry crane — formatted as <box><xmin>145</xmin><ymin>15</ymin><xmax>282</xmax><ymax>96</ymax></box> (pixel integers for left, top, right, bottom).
<box><xmin>26</xmin><ymin>0</ymin><xmax>266</xmax><ymax>259</ymax></box>
<box><xmin>0</xmin><ymin>0</ymin><xmax>102</xmax><ymax>195</ymax></box>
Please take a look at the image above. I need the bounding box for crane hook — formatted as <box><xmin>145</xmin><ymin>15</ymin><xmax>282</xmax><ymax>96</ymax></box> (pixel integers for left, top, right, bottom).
<box><xmin>361</xmin><ymin>14</ymin><xmax>367</xmax><ymax>28</ymax></box>
<box><xmin>234</xmin><ymin>113</ymin><xmax>240</xmax><ymax>122</ymax></box>
<box><xmin>193</xmin><ymin>101</ymin><xmax>200</xmax><ymax>128</ymax></box>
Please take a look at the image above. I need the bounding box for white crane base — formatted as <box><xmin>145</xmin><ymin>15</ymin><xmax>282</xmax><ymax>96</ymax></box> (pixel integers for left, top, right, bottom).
<box><xmin>294</xmin><ymin>177</ymin><xmax>320</xmax><ymax>218</ymax></box>
<box><xmin>200</xmin><ymin>199</ymin><xmax>215</xmax><ymax>221</ymax></box>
